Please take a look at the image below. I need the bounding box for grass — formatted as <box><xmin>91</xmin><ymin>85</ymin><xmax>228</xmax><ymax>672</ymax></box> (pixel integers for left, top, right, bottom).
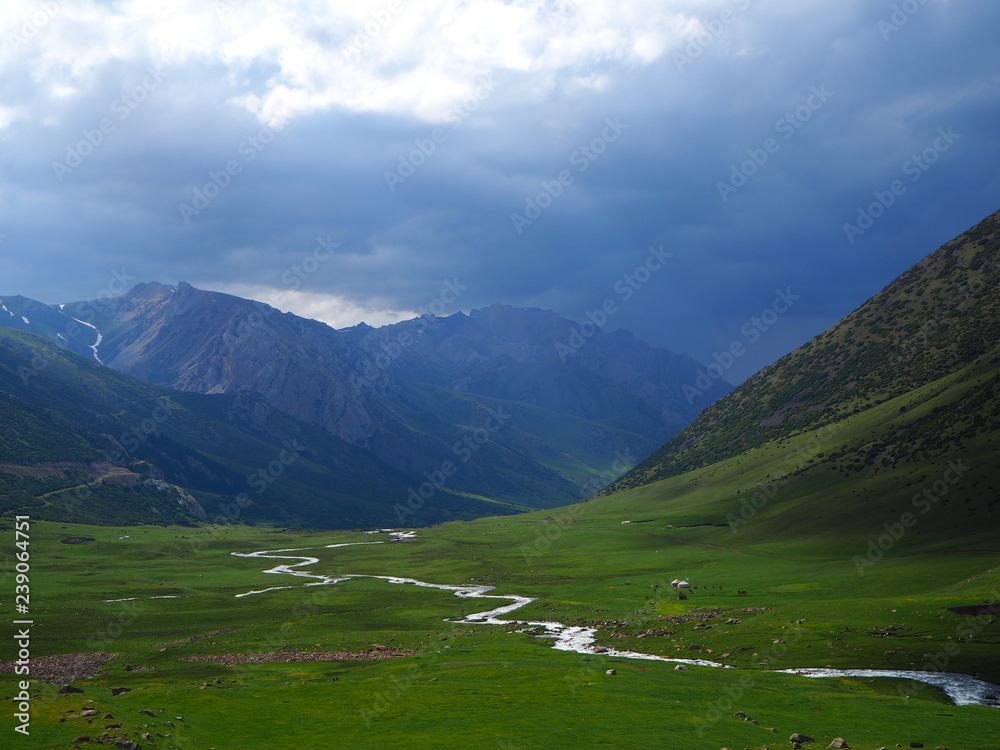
<box><xmin>5</xmin><ymin>346</ymin><xmax>1000</xmax><ymax>748</ymax></box>
<box><xmin>4</xmin><ymin>507</ymin><xmax>999</xmax><ymax>749</ymax></box>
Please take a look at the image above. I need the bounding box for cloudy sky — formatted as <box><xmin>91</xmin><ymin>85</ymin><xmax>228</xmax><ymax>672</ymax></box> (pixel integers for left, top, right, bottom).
<box><xmin>2</xmin><ymin>0</ymin><xmax>998</xmax><ymax>382</ymax></box>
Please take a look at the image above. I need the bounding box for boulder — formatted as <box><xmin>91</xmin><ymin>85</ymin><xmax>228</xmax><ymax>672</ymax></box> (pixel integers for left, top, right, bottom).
<box><xmin>58</xmin><ymin>685</ymin><xmax>85</xmax><ymax>694</ymax></box>
<box><xmin>674</xmin><ymin>665</ymin><xmax>686</xmax><ymax>671</ymax></box>
<box><xmin>112</xmin><ymin>688</ymin><xmax>131</xmax><ymax>697</ymax></box>
<box><xmin>790</xmin><ymin>734</ymin><xmax>814</xmax><ymax>743</ymax></box>
<box><xmin>733</xmin><ymin>711</ymin><xmax>748</xmax><ymax>718</ymax></box>
<box><xmin>605</xmin><ymin>669</ymin><xmax>617</xmax><ymax>675</ymax></box>
<box><xmin>828</xmin><ymin>740</ymin><xmax>849</xmax><ymax>749</ymax></box>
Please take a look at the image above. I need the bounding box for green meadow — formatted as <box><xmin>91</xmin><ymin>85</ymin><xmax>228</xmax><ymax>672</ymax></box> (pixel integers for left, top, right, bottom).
<box><xmin>5</xmin><ymin>471</ymin><xmax>999</xmax><ymax>750</ymax></box>
<box><xmin>6</xmin><ymin>354</ymin><xmax>1000</xmax><ymax>749</ymax></box>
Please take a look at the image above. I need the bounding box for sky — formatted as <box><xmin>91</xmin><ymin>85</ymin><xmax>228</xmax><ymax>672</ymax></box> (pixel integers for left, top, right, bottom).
<box><xmin>1</xmin><ymin>0</ymin><xmax>998</xmax><ymax>383</ymax></box>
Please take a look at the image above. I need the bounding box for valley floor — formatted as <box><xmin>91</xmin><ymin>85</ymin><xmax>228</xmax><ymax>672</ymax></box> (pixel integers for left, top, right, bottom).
<box><xmin>3</xmin><ymin>515</ymin><xmax>1000</xmax><ymax>749</ymax></box>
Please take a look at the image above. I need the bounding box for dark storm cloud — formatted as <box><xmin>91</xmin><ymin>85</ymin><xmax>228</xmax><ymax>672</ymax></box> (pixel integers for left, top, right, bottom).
<box><xmin>1</xmin><ymin>0</ymin><xmax>997</xmax><ymax>381</ymax></box>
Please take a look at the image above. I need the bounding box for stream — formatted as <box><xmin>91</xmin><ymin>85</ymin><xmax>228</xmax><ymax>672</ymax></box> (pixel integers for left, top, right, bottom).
<box><xmin>231</xmin><ymin>531</ymin><xmax>1000</xmax><ymax>708</ymax></box>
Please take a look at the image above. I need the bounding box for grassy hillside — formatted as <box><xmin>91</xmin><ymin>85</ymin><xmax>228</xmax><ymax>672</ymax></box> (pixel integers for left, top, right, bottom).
<box><xmin>614</xmin><ymin>208</ymin><xmax>999</xmax><ymax>487</ymax></box>
<box><xmin>0</xmin><ymin>328</ymin><xmax>508</xmax><ymax>528</ymax></box>
<box><xmin>6</xmin><ymin>500</ymin><xmax>998</xmax><ymax>749</ymax></box>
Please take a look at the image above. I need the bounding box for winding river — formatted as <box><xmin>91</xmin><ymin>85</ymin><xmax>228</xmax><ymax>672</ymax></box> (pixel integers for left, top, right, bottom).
<box><xmin>231</xmin><ymin>531</ymin><xmax>1000</xmax><ymax>708</ymax></box>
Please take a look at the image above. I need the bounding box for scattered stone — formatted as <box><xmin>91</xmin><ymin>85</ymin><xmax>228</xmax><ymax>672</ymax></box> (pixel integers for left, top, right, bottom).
<box><xmin>58</xmin><ymin>685</ymin><xmax>85</xmax><ymax>694</ymax></box>
<box><xmin>114</xmin><ymin>740</ymin><xmax>141</xmax><ymax>750</ymax></box>
<box><xmin>790</xmin><ymin>734</ymin><xmax>814</xmax><ymax>743</ymax></box>
<box><xmin>80</xmin><ymin>709</ymin><xmax>98</xmax><ymax>717</ymax></box>
<box><xmin>733</xmin><ymin>711</ymin><xmax>748</xmax><ymax>718</ymax></box>
<box><xmin>139</xmin><ymin>709</ymin><xmax>155</xmax><ymax>717</ymax></box>
<box><xmin>828</xmin><ymin>740</ymin><xmax>849</xmax><ymax>749</ymax></box>
<box><xmin>687</xmin><ymin>644</ymin><xmax>701</xmax><ymax>651</ymax></box>
<box><xmin>112</xmin><ymin>688</ymin><xmax>131</xmax><ymax>697</ymax></box>
<box><xmin>165</xmin><ymin>720</ymin><xmax>175</xmax><ymax>727</ymax></box>
<box><xmin>909</xmin><ymin>744</ymin><xmax>924</xmax><ymax>749</ymax></box>
<box><xmin>606</xmin><ymin>669</ymin><xmax>617</xmax><ymax>675</ymax></box>
<box><xmin>102</xmin><ymin>713</ymin><xmax>113</xmax><ymax>719</ymax></box>
<box><xmin>674</xmin><ymin>665</ymin><xmax>686</xmax><ymax>671</ymax></box>
<box><xmin>725</xmin><ymin>619</ymin><xmax>741</xmax><ymax>625</ymax></box>
<box><xmin>72</xmin><ymin>737</ymin><xmax>90</xmax><ymax>743</ymax></box>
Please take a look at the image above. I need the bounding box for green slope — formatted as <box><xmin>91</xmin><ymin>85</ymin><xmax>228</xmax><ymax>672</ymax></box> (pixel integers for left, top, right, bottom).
<box><xmin>0</xmin><ymin>328</ymin><xmax>509</xmax><ymax>528</ymax></box>
<box><xmin>612</xmin><ymin>208</ymin><xmax>999</xmax><ymax>488</ymax></box>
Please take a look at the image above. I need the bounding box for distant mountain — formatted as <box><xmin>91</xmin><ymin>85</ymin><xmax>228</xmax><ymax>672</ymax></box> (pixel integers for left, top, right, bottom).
<box><xmin>0</xmin><ymin>295</ymin><xmax>100</xmax><ymax>360</ymax></box>
<box><xmin>607</xmin><ymin>207</ymin><xmax>1000</xmax><ymax>496</ymax></box>
<box><xmin>1</xmin><ymin>286</ymin><xmax>728</xmax><ymax>512</ymax></box>
<box><xmin>0</xmin><ymin>326</ymin><xmax>495</xmax><ymax>528</ymax></box>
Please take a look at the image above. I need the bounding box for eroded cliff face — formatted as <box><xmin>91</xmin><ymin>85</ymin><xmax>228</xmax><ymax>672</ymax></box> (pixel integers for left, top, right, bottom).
<box><xmin>67</xmin><ymin>282</ymin><xmax>379</xmax><ymax>446</ymax></box>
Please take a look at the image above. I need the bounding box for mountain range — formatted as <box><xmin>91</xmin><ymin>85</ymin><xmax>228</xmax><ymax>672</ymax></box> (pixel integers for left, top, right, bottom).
<box><xmin>600</xmin><ymin>207</ymin><xmax>999</xmax><ymax>550</ymax></box>
<box><xmin>0</xmin><ymin>289</ymin><xmax>728</xmax><ymax>526</ymax></box>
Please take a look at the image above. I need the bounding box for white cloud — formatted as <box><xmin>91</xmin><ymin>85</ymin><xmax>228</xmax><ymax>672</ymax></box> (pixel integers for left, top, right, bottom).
<box><xmin>2</xmin><ymin>0</ymin><xmax>701</xmax><ymax>125</ymax></box>
<box><xmin>204</xmin><ymin>282</ymin><xmax>419</xmax><ymax>329</ymax></box>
